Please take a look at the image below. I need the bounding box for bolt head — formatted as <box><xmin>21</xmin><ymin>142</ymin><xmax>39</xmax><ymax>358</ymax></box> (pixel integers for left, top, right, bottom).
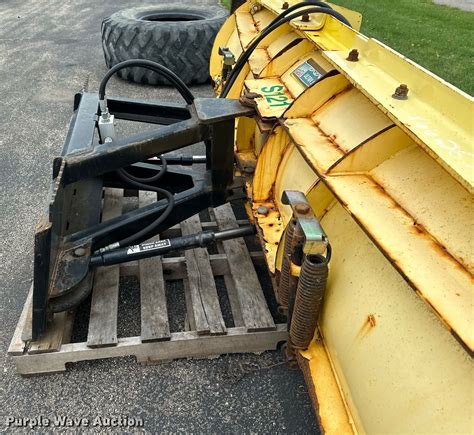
<box><xmin>250</xmin><ymin>2</ymin><xmax>261</xmax><ymax>13</ymax></box>
<box><xmin>282</xmin><ymin>1</ymin><xmax>289</xmax><ymax>9</ymax></box>
<box><xmin>301</xmin><ymin>13</ymin><xmax>310</xmax><ymax>22</ymax></box>
<box><xmin>346</xmin><ymin>48</ymin><xmax>359</xmax><ymax>62</ymax></box>
<box><xmin>295</xmin><ymin>203</ymin><xmax>310</xmax><ymax>214</ymax></box>
<box><xmin>257</xmin><ymin>205</ymin><xmax>269</xmax><ymax>215</ymax></box>
<box><xmin>392</xmin><ymin>84</ymin><xmax>409</xmax><ymax>100</ymax></box>
<box><xmin>74</xmin><ymin>247</ymin><xmax>86</xmax><ymax>257</ymax></box>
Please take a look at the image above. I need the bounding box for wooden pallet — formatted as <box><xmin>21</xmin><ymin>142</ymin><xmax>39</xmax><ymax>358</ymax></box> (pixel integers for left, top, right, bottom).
<box><xmin>8</xmin><ymin>188</ymin><xmax>287</xmax><ymax>375</ymax></box>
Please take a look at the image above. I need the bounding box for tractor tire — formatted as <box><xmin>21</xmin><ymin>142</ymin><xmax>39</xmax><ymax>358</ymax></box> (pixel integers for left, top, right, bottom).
<box><xmin>101</xmin><ymin>5</ymin><xmax>228</xmax><ymax>86</ymax></box>
<box><xmin>231</xmin><ymin>0</ymin><xmax>247</xmax><ymax>13</ymax></box>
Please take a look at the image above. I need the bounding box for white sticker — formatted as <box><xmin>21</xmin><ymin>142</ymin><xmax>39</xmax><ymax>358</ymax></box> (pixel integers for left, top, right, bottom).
<box><xmin>126</xmin><ymin>239</ymin><xmax>171</xmax><ymax>255</ymax></box>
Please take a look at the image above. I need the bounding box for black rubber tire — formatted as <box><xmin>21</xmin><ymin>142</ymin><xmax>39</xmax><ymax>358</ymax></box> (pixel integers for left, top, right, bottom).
<box><xmin>231</xmin><ymin>0</ymin><xmax>246</xmax><ymax>13</ymax></box>
<box><xmin>101</xmin><ymin>5</ymin><xmax>228</xmax><ymax>86</ymax></box>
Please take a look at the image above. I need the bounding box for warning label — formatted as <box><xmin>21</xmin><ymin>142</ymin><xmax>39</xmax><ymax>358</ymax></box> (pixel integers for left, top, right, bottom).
<box><xmin>126</xmin><ymin>239</ymin><xmax>171</xmax><ymax>255</ymax></box>
<box><xmin>291</xmin><ymin>58</ymin><xmax>323</xmax><ymax>88</ymax></box>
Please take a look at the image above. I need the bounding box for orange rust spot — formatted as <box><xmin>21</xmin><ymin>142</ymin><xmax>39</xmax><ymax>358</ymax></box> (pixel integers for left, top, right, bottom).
<box><xmin>367</xmin><ymin>314</ymin><xmax>376</xmax><ymax>327</ymax></box>
<box><xmin>365</xmin><ymin>175</ymin><xmax>471</xmax><ymax>274</ymax></box>
<box><xmin>357</xmin><ymin>314</ymin><xmax>377</xmax><ymax>340</ymax></box>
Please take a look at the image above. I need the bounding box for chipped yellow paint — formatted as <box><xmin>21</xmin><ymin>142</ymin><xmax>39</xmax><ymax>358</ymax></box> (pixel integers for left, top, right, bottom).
<box><xmin>235</xmin><ymin>116</ymin><xmax>256</xmax><ymax>153</ymax></box>
<box><xmin>285</xmin><ymin>73</ymin><xmax>350</xmax><ymax>118</ymax></box>
<box><xmin>311</xmin><ymin>88</ymin><xmax>393</xmax><ymax>153</ymax></box>
<box><xmin>300</xmin><ymin>337</ymin><xmax>358</xmax><ymax>435</ymax></box>
<box><xmin>306</xmin><ymin>16</ymin><xmax>365</xmax><ymax>51</ymax></box>
<box><xmin>326</xmin><ymin>174</ymin><xmax>474</xmax><ymax>350</ymax></box>
<box><xmin>252</xmin><ymin>201</ymin><xmax>284</xmax><ymax>271</ymax></box>
<box><xmin>323</xmin><ymin>39</ymin><xmax>474</xmax><ymax>190</ymax></box>
<box><xmin>370</xmin><ymin>144</ymin><xmax>474</xmax><ymax>275</ymax></box>
<box><xmin>274</xmin><ymin>143</ymin><xmax>318</xmax><ymax>221</ymax></box>
<box><xmin>285</xmin><ymin>117</ymin><xmax>344</xmax><ymax>171</ymax></box>
<box><xmin>211</xmin><ymin>2</ymin><xmax>474</xmax><ymax>433</ymax></box>
<box><xmin>253</xmin><ymin>126</ymin><xmax>290</xmax><ymax>201</ymax></box>
<box><xmin>260</xmin><ymin>0</ymin><xmax>362</xmax><ymax>31</ymax></box>
<box><xmin>245</xmin><ymin>77</ymin><xmax>294</xmax><ymax>118</ymax></box>
<box><xmin>235</xmin><ymin>10</ymin><xmax>259</xmax><ymax>48</ymax></box>
<box><xmin>249</xmin><ymin>32</ymin><xmax>301</xmax><ymax>76</ymax></box>
<box><xmin>261</xmin><ymin>39</ymin><xmax>314</xmax><ymax>78</ymax></box>
<box><xmin>327</xmin><ymin>126</ymin><xmax>413</xmax><ymax>173</ymax></box>
<box><xmin>320</xmin><ymin>202</ymin><xmax>473</xmax><ymax>434</ymax></box>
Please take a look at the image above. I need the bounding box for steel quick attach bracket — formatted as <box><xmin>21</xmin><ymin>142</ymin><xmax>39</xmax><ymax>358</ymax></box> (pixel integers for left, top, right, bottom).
<box><xmin>32</xmin><ymin>91</ymin><xmax>255</xmax><ymax>340</ymax></box>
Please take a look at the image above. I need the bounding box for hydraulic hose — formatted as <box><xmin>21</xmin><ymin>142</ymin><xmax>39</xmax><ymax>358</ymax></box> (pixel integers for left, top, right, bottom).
<box><xmin>99</xmin><ymin>59</ymin><xmax>195</xmax><ymax>104</ymax></box>
<box><xmin>220</xmin><ymin>4</ymin><xmax>350</xmax><ymax>97</ymax></box>
<box><xmin>97</xmin><ymin>60</ymin><xmax>188</xmax><ymax>248</ymax></box>
<box><xmin>120</xmin><ymin>156</ymin><xmax>167</xmax><ymax>183</ymax></box>
<box><xmin>114</xmin><ymin>170</ymin><xmax>175</xmax><ymax>248</ymax></box>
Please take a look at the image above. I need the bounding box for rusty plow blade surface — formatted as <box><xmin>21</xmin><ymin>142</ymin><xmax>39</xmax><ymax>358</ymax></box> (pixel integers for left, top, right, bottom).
<box><xmin>212</xmin><ymin>1</ymin><xmax>473</xmax><ymax>433</ymax></box>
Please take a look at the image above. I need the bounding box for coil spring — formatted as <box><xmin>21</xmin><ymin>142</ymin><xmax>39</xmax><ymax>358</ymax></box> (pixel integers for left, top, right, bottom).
<box><xmin>278</xmin><ymin>219</ymin><xmax>296</xmax><ymax>307</ymax></box>
<box><xmin>290</xmin><ymin>254</ymin><xmax>328</xmax><ymax>349</ymax></box>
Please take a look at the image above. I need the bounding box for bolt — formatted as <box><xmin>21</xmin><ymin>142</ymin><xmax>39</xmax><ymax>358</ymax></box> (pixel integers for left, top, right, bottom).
<box><xmin>392</xmin><ymin>84</ymin><xmax>409</xmax><ymax>100</ymax></box>
<box><xmin>257</xmin><ymin>205</ymin><xmax>269</xmax><ymax>215</ymax></box>
<box><xmin>250</xmin><ymin>2</ymin><xmax>261</xmax><ymax>13</ymax></box>
<box><xmin>346</xmin><ymin>48</ymin><xmax>359</xmax><ymax>62</ymax></box>
<box><xmin>295</xmin><ymin>203</ymin><xmax>310</xmax><ymax>214</ymax></box>
<box><xmin>74</xmin><ymin>247</ymin><xmax>86</xmax><ymax>257</ymax></box>
<box><xmin>282</xmin><ymin>1</ymin><xmax>289</xmax><ymax>9</ymax></box>
<box><xmin>301</xmin><ymin>13</ymin><xmax>310</xmax><ymax>22</ymax></box>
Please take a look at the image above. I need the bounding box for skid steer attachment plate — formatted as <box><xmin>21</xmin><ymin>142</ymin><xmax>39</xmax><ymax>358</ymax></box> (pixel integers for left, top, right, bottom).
<box><xmin>33</xmin><ymin>92</ymin><xmax>103</xmax><ymax>339</ymax></box>
<box><xmin>32</xmin><ymin>91</ymin><xmax>254</xmax><ymax>340</ymax></box>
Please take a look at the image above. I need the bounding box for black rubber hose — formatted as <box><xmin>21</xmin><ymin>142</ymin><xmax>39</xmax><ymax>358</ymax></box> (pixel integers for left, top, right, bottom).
<box><xmin>114</xmin><ymin>170</ymin><xmax>175</xmax><ymax>247</ymax></box>
<box><xmin>99</xmin><ymin>59</ymin><xmax>195</xmax><ymax>104</ymax></box>
<box><xmin>269</xmin><ymin>1</ymin><xmax>334</xmax><ymax>26</ymax></box>
<box><xmin>220</xmin><ymin>5</ymin><xmax>350</xmax><ymax>97</ymax></box>
<box><xmin>120</xmin><ymin>156</ymin><xmax>168</xmax><ymax>184</ymax></box>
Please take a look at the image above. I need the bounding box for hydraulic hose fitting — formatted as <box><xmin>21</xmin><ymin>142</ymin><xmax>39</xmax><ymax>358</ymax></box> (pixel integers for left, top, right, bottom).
<box><xmin>98</xmin><ymin>101</ymin><xmax>116</xmax><ymax>144</ymax></box>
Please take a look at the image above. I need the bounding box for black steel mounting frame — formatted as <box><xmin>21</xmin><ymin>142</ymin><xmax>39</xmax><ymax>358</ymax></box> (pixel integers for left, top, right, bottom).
<box><xmin>32</xmin><ymin>91</ymin><xmax>255</xmax><ymax>340</ymax></box>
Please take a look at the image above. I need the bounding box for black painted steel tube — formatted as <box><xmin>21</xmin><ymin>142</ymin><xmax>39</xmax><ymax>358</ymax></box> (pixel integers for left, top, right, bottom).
<box><xmin>90</xmin><ymin>225</ymin><xmax>256</xmax><ymax>267</ymax></box>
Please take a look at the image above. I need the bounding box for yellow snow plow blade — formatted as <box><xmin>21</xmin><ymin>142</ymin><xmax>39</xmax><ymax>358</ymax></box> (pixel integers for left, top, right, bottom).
<box><xmin>211</xmin><ymin>1</ymin><xmax>473</xmax><ymax>434</ymax></box>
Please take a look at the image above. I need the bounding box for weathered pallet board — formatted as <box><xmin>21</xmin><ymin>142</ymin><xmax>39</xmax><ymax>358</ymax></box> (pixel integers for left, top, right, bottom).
<box><xmin>13</xmin><ymin>326</ymin><xmax>288</xmax><ymax>375</ymax></box>
<box><xmin>139</xmin><ymin>191</ymin><xmax>170</xmax><ymax>342</ymax></box>
<box><xmin>213</xmin><ymin>204</ymin><xmax>276</xmax><ymax>332</ymax></box>
<box><xmin>181</xmin><ymin>215</ymin><xmax>226</xmax><ymax>335</ymax></box>
<box><xmin>87</xmin><ymin>188</ymin><xmax>123</xmax><ymax>348</ymax></box>
<box><xmin>8</xmin><ymin>189</ymin><xmax>286</xmax><ymax>375</ymax></box>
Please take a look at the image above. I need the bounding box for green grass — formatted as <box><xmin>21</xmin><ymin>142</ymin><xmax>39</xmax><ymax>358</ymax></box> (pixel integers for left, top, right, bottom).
<box><xmin>327</xmin><ymin>0</ymin><xmax>474</xmax><ymax>95</ymax></box>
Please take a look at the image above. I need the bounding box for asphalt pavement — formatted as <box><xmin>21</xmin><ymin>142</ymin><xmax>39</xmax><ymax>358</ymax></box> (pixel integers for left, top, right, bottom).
<box><xmin>0</xmin><ymin>0</ymin><xmax>318</xmax><ymax>433</ymax></box>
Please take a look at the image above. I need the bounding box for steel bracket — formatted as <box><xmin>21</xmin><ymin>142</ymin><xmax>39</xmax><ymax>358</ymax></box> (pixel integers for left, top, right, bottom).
<box><xmin>281</xmin><ymin>190</ymin><xmax>328</xmax><ymax>256</ymax></box>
